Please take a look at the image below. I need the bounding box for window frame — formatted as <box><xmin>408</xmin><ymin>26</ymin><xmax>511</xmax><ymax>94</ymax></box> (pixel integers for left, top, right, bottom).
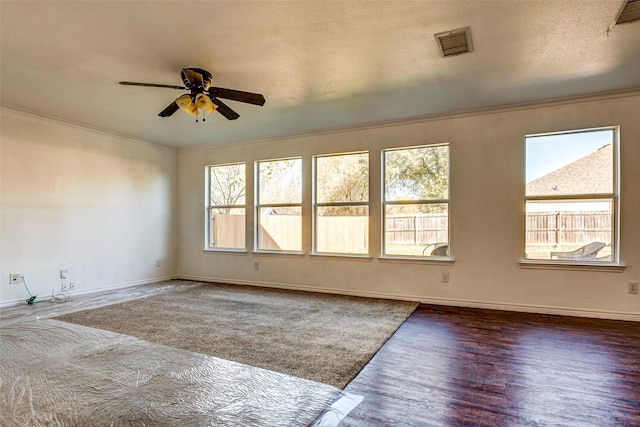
<box><xmin>381</xmin><ymin>143</ymin><xmax>451</xmax><ymax>259</ymax></box>
<box><xmin>255</xmin><ymin>156</ymin><xmax>303</xmax><ymax>253</ymax></box>
<box><xmin>205</xmin><ymin>162</ymin><xmax>247</xmax><ymax>252</ymax></box>
<box><xmin>312</xmin><ymin>151</ymin><xmax>370</xmax><ymax>256</ymax></box>
<box><xmin>523</xmin><ymin>126</ymin><xmax>620</xmax><ymax>266</ymax></box>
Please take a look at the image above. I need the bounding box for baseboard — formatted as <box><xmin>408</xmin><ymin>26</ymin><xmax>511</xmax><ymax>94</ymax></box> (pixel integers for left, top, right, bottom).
<box><xmin>177</xmin><ymin>274</ymin><xmax>422</xmax><ymax>301</ymax></box>
<box><xmin>417</xmin><ymin>296</ymin><xmax>640</xmax><ymax>322</ymax></box>
<box><xmin>178</xmin><ymin>274</ymin><xmax>640</xmax><ymax>322</ymax></box>
<box><xmin>0</xmin><ymin>275</ymin><xmax>178</xmax><ymax>308</ymax></box>
<box><xmin>4</xmin><ymin>273</ymin><xmax>637</xmax><ymax>322</ymax></box>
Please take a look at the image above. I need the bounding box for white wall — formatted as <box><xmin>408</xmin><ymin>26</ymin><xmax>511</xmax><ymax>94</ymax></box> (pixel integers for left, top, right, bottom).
<box><xmin>0</xmin><ymin>108</ymin><xmax>178</xmax><ymax>304</ymax></box>
<box><xmin>3</xmin><ymin>92</ymin><xmax>638</xmax><ymax>320</ymax></box>
<box><xmin>177</xmin><ymin>91</ymin><xmax>640</xmax><ymax>321</ymax></box>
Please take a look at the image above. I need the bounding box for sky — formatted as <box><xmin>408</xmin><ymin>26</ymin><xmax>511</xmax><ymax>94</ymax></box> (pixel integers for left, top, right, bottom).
<box><xmin>525</xmin><ymin>128</ymin><xmax>614</xmax><ymax>183</ymax></box>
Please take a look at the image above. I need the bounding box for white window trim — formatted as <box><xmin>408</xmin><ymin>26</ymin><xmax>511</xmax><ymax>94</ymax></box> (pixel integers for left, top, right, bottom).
<box><xmin>521</xmin><ymin>126</ymin><xmax>621</xmax><ymax>269</ymax></box>
<box><xmin>381</xmin><ymin>143</ymin><xmax>451</xmax><ymax>260</ymax></box>
<box><xmin>255</xmin><ymin>157</ymin><xmax>303</xmax><ymax>253</ymax></box>
<box><xmin>312</xmin><ymin>151</ymin><xmax>370</xmax><ymax>256</ymax></box>
<box><xmin>205</xmin><ymin>162</ymin><xmax>247</xmax><ymax>251</ymax></box>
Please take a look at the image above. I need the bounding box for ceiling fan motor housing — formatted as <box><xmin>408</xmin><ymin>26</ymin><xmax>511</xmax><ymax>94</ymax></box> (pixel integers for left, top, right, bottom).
<box><xmin>181</xmin><ymin>68</ymin><xmax>213</xmax><ymax>91</ymax></box>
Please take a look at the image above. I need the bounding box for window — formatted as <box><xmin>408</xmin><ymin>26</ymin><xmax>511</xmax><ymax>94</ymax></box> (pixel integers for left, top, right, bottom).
<box><xmin>256</xmin><ymin>158</ymin><xmax>302</xmax><ymax>252</ymax></box>
<box><xmin>314</xmin><ymin>152</ymin><xmax>369</xmax><ymax>255</ymax></box>
<box><xmin>383</xmin><ymin>144</ymin><xmax>450</xmax><ymax>257</ymax></box>
<box><xmin>207</xmin><ymin>163</ymin><xmax>246</xmax><ymax>250</ymax></box>
<box><xmin>525</xmin><ymin>128</ymin><xmax>618</xmax><ymax>263</ymax></box>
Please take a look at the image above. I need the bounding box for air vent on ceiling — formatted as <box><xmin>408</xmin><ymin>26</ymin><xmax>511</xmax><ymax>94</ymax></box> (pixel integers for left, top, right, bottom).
<box><xmin>435</xmin><ymin>27</ymin><xmax>473</xmax><ymax>57</ymax></box>
<box><xmin>614</xmin><ymin>0</ymin><xmax>640</xmax><ymax>25</ymax></box>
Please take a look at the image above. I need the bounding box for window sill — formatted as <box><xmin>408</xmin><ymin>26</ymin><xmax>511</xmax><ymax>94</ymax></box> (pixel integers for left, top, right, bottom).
<box><xmin>378</xmin><ymin>256</ymin><xmax>455</xmax><ymax>266</ymax></box>
<box><xmin>310</xmin><ymin>253</ymin><xmax>373</xmax><ymax>262</ymax></box>
<box><xmin>202</xmin><ymin>248</ymin><xmax>248</xmax><ymax>254</ymax></box>
<box><xmin>519</xmin><ymin>260</ymin><xmax>626</xmax><ymax>273</ymax></box>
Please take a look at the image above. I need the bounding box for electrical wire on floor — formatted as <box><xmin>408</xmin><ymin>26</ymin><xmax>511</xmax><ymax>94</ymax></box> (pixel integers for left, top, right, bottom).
<box><xmin>20</xmin><ymin>275</ymin><xmax>73</xmax><ymax>304</ymax></box>
<box><xmin>20</xmin><ymin>275</ymin><xmax>38</xmax><ymax>305</ymax></box>
<box><xmin>49</xmin><ymin>286</ymin><xmax>73</xmax><ymax>303</ymax></box>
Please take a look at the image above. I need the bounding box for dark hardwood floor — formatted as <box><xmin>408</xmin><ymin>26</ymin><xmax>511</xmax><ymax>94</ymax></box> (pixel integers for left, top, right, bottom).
<box><xmin>342</xmin><ymin>305</ymin><xmax>640</xmax><ymax>426</ymax></box>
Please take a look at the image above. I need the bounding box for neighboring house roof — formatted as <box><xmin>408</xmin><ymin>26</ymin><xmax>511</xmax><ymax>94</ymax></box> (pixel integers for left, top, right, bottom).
<box><xmin>526</xmin><ymin>144</ymin><xmax>613</xmax><ymax>196</ymax></box>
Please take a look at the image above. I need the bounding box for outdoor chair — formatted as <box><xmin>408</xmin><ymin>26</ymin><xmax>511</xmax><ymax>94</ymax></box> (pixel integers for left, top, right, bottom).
<box><xmin>423</xmin><ymin>242</ymin><xmax>449</xmax><ymax>256</ymax></box>
<box><xmin>550</xmin><ymin>241</ymin><xmax>606</xmax><ymax>261</ymax></box>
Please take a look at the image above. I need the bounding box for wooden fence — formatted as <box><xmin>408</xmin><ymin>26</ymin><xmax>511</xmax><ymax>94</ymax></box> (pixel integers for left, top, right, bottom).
<box><xmin>316</xmin><ymin>216</ymin><xmax>368</xmax><ymax>253</ymax></box>
<box><xmin>211</xmin><ymin>212</ymin><xmax>611</xmax><ymax>249</ymax></box>
<box><xmin>210</xmin><ymin>215</ymin><xmax>245</xmax><ymax>248</ymax></box>
<box><xmin>525</xmin><ymin>211</ymin><xmax>611</xmax><ymax>245</ymax></box>
<box><xmin>385</xmin><ymin>214</ymin><xmax>448</xmax><ymax>245</ymax></box>
<box><xmin>258</xmin><ymin>215</ymin><xmax>302</xmax><ymax>251</ymax></box>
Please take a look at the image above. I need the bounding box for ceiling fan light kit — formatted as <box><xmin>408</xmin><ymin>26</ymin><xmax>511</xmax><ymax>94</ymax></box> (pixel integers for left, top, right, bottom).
<box><xmin>176</xmin><ymin>94</ymin><xmax>198</xmax><ymax>116</ymax></box>
<box><xmin>195</xmin><ymin>93</ymin><xmax>217</xmax><ymax>114</ymax></box>
<box><xmin>119</xmin><ymin>67</ymin><xmax>265</xmax><ymax>123</ymax></box>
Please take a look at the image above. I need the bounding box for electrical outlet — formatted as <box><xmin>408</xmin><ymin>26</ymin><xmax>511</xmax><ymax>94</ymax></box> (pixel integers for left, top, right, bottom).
<box><xmin>61</xmin><ymin>283</ymin><xmax>68</xmax><ymax>293</ymax></box>
<box><xmin>254</xmin><ymin>262</ymin><xmax>260</xmax><ymax>270</ymax></box>
<box><xmin>10</xmin><ymin>273</ymin><xmax>21</xmax><ymax>284</ymax></box>
<box><xmin>155</xmin><ymin>259</ymin><xmax>162</xmax><ymax>267</ymax></box>
<box><xmin>441</xmin><ymin>273</ymin><xmax>449</xmax><ymax>283</ymax></box>
<box><xmin>629</xmin><ymin>282</ymin><xmax>639</xmax><ymax>295</ymax></box>
<box><xmin>69</xmin><ymin>282</ymin><xmax>75</xmax><ymax>291</ymax></box>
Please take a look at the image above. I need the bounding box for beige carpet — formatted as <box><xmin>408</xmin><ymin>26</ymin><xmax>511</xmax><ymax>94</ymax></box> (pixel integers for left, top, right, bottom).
<box><xmin>56</xmin><ymin>282</ymin><xmax>417</xmax><ymax>388</ymax></box>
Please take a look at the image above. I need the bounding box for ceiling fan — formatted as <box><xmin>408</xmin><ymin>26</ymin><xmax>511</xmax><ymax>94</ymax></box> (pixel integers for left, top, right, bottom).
<box><xmin>119</xmin><ymin>68</ymin><xmax>265</xmax><ymax>122</ymax></box>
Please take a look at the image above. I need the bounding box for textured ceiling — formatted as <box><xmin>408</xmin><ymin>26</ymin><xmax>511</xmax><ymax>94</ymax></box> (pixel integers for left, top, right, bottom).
<box><xmin>1</xmin><ymin>1</ymin><xmax>639</xmax><ymax>149</ymax></box>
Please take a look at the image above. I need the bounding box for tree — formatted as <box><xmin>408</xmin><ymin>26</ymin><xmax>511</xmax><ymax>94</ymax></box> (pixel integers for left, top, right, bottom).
<box><xmin>316</xmin><ymin>153</ymin><xmax>369</xmax><ymax>215</ymax></box>
<box><xmin>317</xmin><ymin>146</ymin><xmax>449</xmax><ymax>215</ymax></box>
<box><xmin>257</xmin><ymin>159</ymin><xmax>302</xmax><ymax>216</ymax></box>
<box><xmin>384</xmin><ymin>145</ymin><xmax>449</xmax><ymax>203</ymax></box>
<box><xmin>208</xmin><ymin>147</ymin><xmax>448</xmax><ymax>217</ymax></box>
<box><xmin>210</xmin><ymin>164</ymin><xmax>245</xmax><ymax>213</ymax></box>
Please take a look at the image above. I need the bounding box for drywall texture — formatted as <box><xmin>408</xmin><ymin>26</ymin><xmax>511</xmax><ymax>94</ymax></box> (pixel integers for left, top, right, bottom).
<box><xmin>178</xmin><ymin>92</ymin><xmax>640</xmax><ymax>320</ymax></box>
<box><xmin>0</xmin><ymin>108</ymin><xmax>177</xmax><ymax>304</ymax></box>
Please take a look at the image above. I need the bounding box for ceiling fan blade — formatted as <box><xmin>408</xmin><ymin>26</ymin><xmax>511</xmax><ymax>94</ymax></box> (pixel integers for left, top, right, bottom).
<box><xmin>212</xmin><ymin>98</ymin><xmax>240</xmax><ymax>120</ymax></box>
<box><xmin>120</xmin><ymin>81</ymin><xmax>186</xmax><ymax>90</ymax></box>
<box><xmin>209</xmin><ymin>87</ymin><xmax>266</xmax><ymax>106</ymax></box>
<box><xmin>158</xmin><ymin>101</ymin><xmax>180</xmax><ymax>117</ymax></box>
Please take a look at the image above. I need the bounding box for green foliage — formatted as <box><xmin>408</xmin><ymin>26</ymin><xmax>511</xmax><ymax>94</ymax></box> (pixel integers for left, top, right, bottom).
<box><xmin>316</xmin><ymin>153</ymin><xmax>368</xmax><ymax>215</ymax></box>
<box><xmin>384</xmin><ymin>145</ymin><xmax>449</xmax><ymax>203</ymax></box>
<box><xmin>316</xmin><ymin>147</ymin><xmax>449</xmax><ymax>215</ymax></box>
<box><xmin>209</xmin><ymin>147</ymin><xmax>449</xmax><ymax>217</ymax></box>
